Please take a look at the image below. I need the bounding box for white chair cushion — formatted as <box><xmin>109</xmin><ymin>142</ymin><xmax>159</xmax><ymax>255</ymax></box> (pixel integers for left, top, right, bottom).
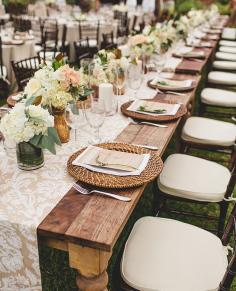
<box><xmin>181</xmin><ymin>116</ymin><xmax>236</xmax><ymax>146</ymax></box>
<box><xmin>213</xmin><ymin>61</ymin><xmax>236</xmax><ymax>71</ymax></box>
<box><xmin>81</xmin><ymin>39</ymin><xmax>98</xmax><ymax>47</ymax></box>
<box><xmin>222</xmin><ymin>27</ymin><xmax>236</xmax><ymax>40</ymax></box>
<box><xmin>219</xmin><ymin>40</ymin><xmax>236</xmax><ymax>47</ymax></box>
<box><xmin>208</xmin><ymin>71</ymin><xmax>236</xmax><ymax>85</ymax></box>
<box><xmin>216</xmin><ymin>52</ymin><xmax>236</xmax><ymax>61</ymax></box>
<box><xmin>121</xmin><ymin>217</ymin><xmax>228</xmax><ymax>291</ymax></box>
<box><xmin>38</xmin><ymin>51</ymin><xmax>61</xmax><ymax>60</ymax></box>
<box><xmin>201</xmin><ymin>88</ymin><xmax>236</xmax><ymax>107</ymax></box>
<box><xmin>219</xmin><ymin>46</ymin><xmax>236</xmax><ymax>54</ymax></box>
<box><xmin>157</xmin><ymin>154</ymin><xmax>231</xmax><ymax>202</ymax></box>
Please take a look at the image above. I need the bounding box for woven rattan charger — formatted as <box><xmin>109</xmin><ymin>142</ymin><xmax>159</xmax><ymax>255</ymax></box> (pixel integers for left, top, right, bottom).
<box><xmin>67</xmin><ymin>143</ymin><xmax>163</xmax><ymax>189</ymax></box>
<box><xmin>121</xmin><ymin>99</ymin><xmax>187</xmax><ymax>122</ymax></box>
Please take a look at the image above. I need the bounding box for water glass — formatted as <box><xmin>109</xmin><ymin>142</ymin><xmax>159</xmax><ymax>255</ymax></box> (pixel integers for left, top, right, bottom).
<box><xmin>126</xmin><ymin>64</ymin><xmax>143</xmax><ymax>100</ymax></box>
<box><xmin>84</xmin><ymin>95</ymin><xmax>105</xmax><ymax>144</ymax></box>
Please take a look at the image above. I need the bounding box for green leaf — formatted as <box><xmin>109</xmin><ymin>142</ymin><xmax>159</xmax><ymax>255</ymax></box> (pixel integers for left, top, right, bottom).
<box><xmin>29</xmin><ymin>134</ymin><xmax>43</xmax><ymax>147</ymax></box>
<box><xmin>47</xmin><ymin>127</ymin><xmax>61</xmax><ymax>146</ymax></box>
<box><xmin>40</xmin><ymin>135</ymin><xmax>56</xmax><ymax>155</ymax></box>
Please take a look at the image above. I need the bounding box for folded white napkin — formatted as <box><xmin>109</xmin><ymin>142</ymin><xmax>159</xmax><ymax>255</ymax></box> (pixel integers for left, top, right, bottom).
<box><xmin>150</xmin><ymin>76</ymin><xmax>192</xmax><ymax>88</ymax></box>
<box><xmin>72</xmin><ymin>145</ymin><xmax>150</xmax><ymax>176</ymax></box>
<box><xmin>127</xmin><ymin>100</ymin><xmax>181</xmax><ymax>117</ymax></box>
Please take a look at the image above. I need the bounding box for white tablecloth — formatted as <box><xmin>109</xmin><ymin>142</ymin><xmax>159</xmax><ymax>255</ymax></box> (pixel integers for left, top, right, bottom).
<box><xmin>0</xmin><ymin>76</ymin><xmax>156</xmax><ymax>290</ymax></box>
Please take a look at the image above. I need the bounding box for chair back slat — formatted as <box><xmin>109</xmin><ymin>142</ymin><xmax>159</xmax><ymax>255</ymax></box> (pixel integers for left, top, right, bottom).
<box><xmin>11</xmin><ymin>56</ymin><xmax>41</xmax><ymax>91</ymax></box>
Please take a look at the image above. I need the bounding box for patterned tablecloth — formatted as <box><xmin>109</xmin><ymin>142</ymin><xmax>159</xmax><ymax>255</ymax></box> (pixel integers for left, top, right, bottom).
<box><xmin>0</xmin><ymin>80</ymin><xmax>157</xmax><ymax>290</ymax></box>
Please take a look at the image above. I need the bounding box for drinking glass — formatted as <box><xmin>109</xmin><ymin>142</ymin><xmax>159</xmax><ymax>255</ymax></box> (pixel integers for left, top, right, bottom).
<box><xmin>126</xmin><ymin>63</ymin><xmax>143</xmax><ymax>100</ymax></box>
<box><xmin>67</xmin><ymin>101</ymin><xmax>84</xmax><ymax>142</ymax></box>
<box><xmin>84</xmin><ymin>95</ymin><xmax>105</xmax><ymax>144</ymax></box>
<box><xmin>151</xmin><ymin>53</ymin><xmax>166</xmax><ymax>77</ymax></box>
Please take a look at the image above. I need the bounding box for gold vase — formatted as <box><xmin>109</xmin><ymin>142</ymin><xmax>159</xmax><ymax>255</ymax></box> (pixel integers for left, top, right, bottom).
<box><xmin>52</xmin><ymin>107</ymin><xmax>70</xmax><ymax>143</ymax></box>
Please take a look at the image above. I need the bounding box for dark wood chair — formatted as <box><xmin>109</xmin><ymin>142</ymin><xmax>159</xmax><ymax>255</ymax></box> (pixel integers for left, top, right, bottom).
<box><xmin>12</xmin><ymin>16</ymin><xmax>31</xmax><ymax>33</ymax></box>
<box><xmin>38</xmin><ymin>28</ymin><xmax>59</xmax><ymax>62</ymax></box>
<box><xmin>114</xmin><ymin>10</ymin><xmax>128</xmax><ymax>37</ymax></box>
<box><xmin>154</xmin><ymin>148</ymin><xmax>236</xmax><ymax>237</ymax></box>
<box><xmin>0</xmin><ymin>37</ymin><xmax>9</xmax><ymax>100</ymax></box>
<box><xmin>74</xmin><ymin>38</ymin><xmax>94</xmax><ymax>67</ymax></box>
<box><xmin>101</xmin><ymin>32</ymin><xmax>117</xmax><ymax>50</ymax></box>
<box><xmin>78</xmin><ymin>20</ymin><xmax>99</xmax><ymax>54</ymax></box>
<box><xmin>120</xmin><ymin>201</ymin><xmax>236</xmax><ymax>291</ymax></box>
<box><xmin>60</xmin><ymin>24</ymin><xmax>70</xmax><ymax>58</ymax></box>
<box><xmin>11</xmin><ymin>56</ymin><xmax>41</xmax><ymax>91</ymax></box>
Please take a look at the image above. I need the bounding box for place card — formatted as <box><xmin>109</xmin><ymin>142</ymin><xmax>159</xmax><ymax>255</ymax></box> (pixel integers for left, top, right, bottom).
<box><xmin>150</xmin><ymin>77</ymin><xmax>192</xmax><ymax>89</ymax></box>
<box><xmin>127</xmin><ymin>100</ymin><xmax>181</xmax><ymax>117</ymax></box>
<box><xmin>174</xmin><ymin>50</ymin><xmax>205</xmax><ymax>59</ymax></box>
<box><xmin>72</xmin><ymin>145</ymin><xmax>150</xmax><ymax>176</ymax></box>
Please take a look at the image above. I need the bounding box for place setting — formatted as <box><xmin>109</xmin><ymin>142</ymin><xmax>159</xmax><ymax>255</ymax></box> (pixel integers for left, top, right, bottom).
<box><xmin>172</xmin><ymin>46</ymin><xmax>206</xmax><ymax>60</ymax></box>
<box><xmin>147</xmin><ymin>75</ymin><xmax>196</xmax><ymax>92</ymax></box>
<box><xmin>67</xmin><ymin>142</ymin><xmax>163</xmax><ymax>189</ymax></box>
<box><xmin>121</xmin><ymin>99</ymin><xmax>187</xmax><ymax>123</ymax></box>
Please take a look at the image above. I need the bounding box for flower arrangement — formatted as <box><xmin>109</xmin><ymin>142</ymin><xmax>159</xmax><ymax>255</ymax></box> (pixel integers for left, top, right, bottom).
<box><xmin>128</xmin><ymin>33</ymin><xmax>157</xmax><ymax>57</ymax></box>
<box><xmin>0</xmin><ymin>103</ymin><xmax>61</xmax><ymax>154</ymax></box>
<box><xmin>82</xmin><ymin>49</ymin><xmax>129</xmax><ymax>86</ymax></box>
<box><xmin>25</xmin><ymin>55</ymin><xmax>92</xmax><ymax>110</ymax></box>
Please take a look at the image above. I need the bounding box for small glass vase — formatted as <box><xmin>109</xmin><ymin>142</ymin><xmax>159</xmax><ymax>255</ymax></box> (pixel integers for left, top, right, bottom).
<box><xmin>52</xmin><ymin>107</ymin><xmax>70</xmax><ymax>143</ymax></box>
<box><xmin>16</xmin><ymin>142</ymin><xmax>44</xmax><ymax>170</ymax></box>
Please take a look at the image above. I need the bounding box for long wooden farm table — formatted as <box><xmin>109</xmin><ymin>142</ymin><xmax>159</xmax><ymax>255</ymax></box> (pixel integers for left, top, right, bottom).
<box><xmin>37</xmin><ymin>40</ymin><xmax>217</xmax><ymax>290</ymax></box>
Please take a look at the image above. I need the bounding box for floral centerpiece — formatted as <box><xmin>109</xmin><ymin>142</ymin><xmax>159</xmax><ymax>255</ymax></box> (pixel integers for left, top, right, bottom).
<box><xmin>80</xmin><ymin>49</ymin><xmax>129</xmax><ymax>95</ymax></box>
<box><xmin>24</xmin><ymin>55</ymin><xmax>92</xmax><ymax>143</ymax></box>
<box><xmin>0</xmin><ymin>102</ymin><xmax>61</xmax><ymax>170</ymax></box>
<box><xmin>128</xmin><ymin>33</ymin><xmax>157</xmax><ymax>58</ymax></box>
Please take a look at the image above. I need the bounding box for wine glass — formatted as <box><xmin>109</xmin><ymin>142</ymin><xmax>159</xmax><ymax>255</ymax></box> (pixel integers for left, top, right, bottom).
<box><xmin>67</xmin><ymin>101</ymin><xmax>84</xmax><ymax>142</ymax></box>
<box><xmin>84</xmin><ymin>95</ymin><xmax>105</xmax><ymax>144</ymax></box>
<box><xmin>126</xmin><ymin>63</ymin><xmax>143</xmax><ymax>100</ymax></box>
<box><xmin>151</xmin><ymin>53</ymin><xmax>166</xmax><ymax>77</ymax></box>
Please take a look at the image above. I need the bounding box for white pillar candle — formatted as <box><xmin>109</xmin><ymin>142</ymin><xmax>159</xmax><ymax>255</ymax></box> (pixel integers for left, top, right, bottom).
<box><xmin>99</xmin><ymin>83</ymin><xmax>114</xmax><ymax>114</ymax></box>
<box><xmin>137</xmin><ymin>60</ymin><xmax>143</xmax><ymax>73</ymax></box>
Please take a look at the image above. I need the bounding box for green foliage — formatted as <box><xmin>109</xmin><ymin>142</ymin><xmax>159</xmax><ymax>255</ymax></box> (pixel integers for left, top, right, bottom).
<box><xmin>175</xmin><ymin>0</ymin><xmax>230</xmax><ymax>16</ymax></box>
<box><xmin>175</xmin><ymin>0</ymin><xmax>203</xmax><ymax>15</ymax></box>
<box><xmin>29</xmin><ymin>127</ymin><xmax>61</xmax><ymax>155</ymax></box>
<box><xmin>3</xmin><ymin>0</ymin><xmax>35</xmax><ymax>6</ymax></box>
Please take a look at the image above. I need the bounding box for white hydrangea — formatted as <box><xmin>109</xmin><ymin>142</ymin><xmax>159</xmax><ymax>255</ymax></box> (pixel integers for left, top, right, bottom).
<box><xmin>0</xmin><ymin>103</ymin><xmax>53</xmax><ymax>143</ymax></box>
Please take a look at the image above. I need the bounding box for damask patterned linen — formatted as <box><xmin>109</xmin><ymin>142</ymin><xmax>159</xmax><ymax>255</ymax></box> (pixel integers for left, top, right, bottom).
<box><xmin>0</xmin><ymin>82</ymin><xmax>156</xmax><ymax>290</ymax></box>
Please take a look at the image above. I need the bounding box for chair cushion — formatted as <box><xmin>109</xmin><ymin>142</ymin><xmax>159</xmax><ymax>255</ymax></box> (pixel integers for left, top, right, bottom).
<box><xmin>208</xmin><ymin>71</ymin><xmax>236</xmax><ymax>85</ymax></box>
<box><xmin>181</xmin><ymin>116</ymin><xmax>236</xmax><ymax>146</ymax></box>
<box><xmin>157</xmin><ymin>154</ymin><xmax>231</xmax><ymax>202</ymax></box>
<box><xmin>121</xmin><ymin>217</ymin><xmax>228</xmax><ymax>291</ymax></box>
<box><xmin>216</xmin><ymin>51</ymin><xmax>236</xmax><ymax>61</ymax></box>
<box><xmin>213</xmin><ymin>61</ymin><xmax>236</xmax><ymax>71</ymax></box>
<box><xmin>222</xmin><ymin>27</ymin><xmax>236</xmax><ymax>40</ymax></box>
<box><xmin>34</xmin><ymin>44</ymin><xmax>42</xmax><ymax>53</ymax></box>
<box><xmin>219</xmin><ymin>46</ymin><xmax>236</xmax><ymax>54</ymax></box>
<box><xmin>219</xmin><ymin>40</ymin><xmax>236</xmax><ymax>47</ymax></box>
<box><xmin>201</xmin><ymin>88</ymin><xmax>236</xmax><ymax>107</ymax></box>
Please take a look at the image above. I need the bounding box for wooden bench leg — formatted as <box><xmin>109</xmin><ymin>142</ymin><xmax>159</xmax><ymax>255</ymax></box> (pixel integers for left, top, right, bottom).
<box><xmin>68</xmin><ymin>243</ymin><xmax>112</xmax><ymax>291</ymax></box>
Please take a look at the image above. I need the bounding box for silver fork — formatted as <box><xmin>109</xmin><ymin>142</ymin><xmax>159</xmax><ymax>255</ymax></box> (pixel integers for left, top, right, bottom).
<box><xmin>73</xmin><ymin>183</ymin><xmax>131</xmax><ymax>202</ymax></box>
<box><xmin>166</xmin><ymin>91</ymin><xmax>186</xmax><ymax>96</ymax></box>
<box><xmin>128</xmin><ymin>117</ymin><xmax>168</xmax><ymax>128</ymax></box>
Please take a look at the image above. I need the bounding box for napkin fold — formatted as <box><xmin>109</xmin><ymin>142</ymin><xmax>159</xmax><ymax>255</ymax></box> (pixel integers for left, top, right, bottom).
<box><xmin>127</xmin><ymin>100</ymin><xmax>181</xmax><ymax>117</ymax></box>
<box><xmin>150</xmin><ymin>76</ymin><xmax>192</xmax><ymax>89</ymax></box>
<box><xmin>72</xmin><ymin>145</ymin><xmax>150</xmax><ymax>176</ymax></box>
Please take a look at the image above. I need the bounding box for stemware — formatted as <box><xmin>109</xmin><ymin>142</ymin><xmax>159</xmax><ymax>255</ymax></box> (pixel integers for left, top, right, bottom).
<box><xmin>67</xmin><ymin>101</ymin><xmax>84</xmax><ymax>142</ymax></box>
<box><xmin>126</xmin><ymin>63</ymin><xmax>143</xmax><ymax>100</ymax></box>
<box><xmin>84</xmin><ymin>94</ymin><xmax>105</xmax><ymax>144</ymax></box>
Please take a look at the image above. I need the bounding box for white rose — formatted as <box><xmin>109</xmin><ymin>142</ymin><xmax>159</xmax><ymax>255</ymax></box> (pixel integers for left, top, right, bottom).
<box><xmin>25</xmin><ymin>78</ymin><xmax>41</xmax><ymax>96</ymax></box>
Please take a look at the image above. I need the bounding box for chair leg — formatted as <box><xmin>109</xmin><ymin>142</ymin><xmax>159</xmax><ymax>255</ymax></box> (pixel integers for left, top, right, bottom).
<box><xmin>180</xmin><ymin>141</ymin><xmax>189</xmax><ymax>154</ymax></box>
<box><xmin>199</xmin><ymin>102</ymin><xmax>206</xmax><ymax>116</ymax></box>
<box><xmin>218</xmin><ymin>201</ymin><xmax>229</xmax><ymax>237</ymax></box>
